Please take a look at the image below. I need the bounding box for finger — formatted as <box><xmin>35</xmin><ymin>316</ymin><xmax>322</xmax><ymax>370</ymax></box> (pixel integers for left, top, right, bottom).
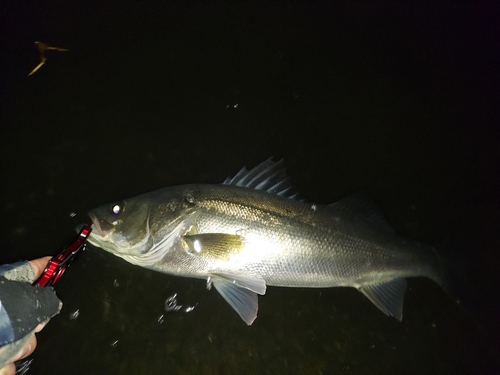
<box><xmin>28</xmin><ymin>257</ymin><xmax>52</xmax><ymax>279</ymax></box>
<box><xmin>34</xmin><ymin>319</ymin><xmax>49</xmax><ymax>333</ymax></box>
<box><xmin>11</xmin><ymin>335</ymin><xmax>37</xmax><ymax>363</ymax></box>
<box><xmin>0</xmin><ymin>362</ymin><xmax>16</xmax><ymax>375</ymax></box>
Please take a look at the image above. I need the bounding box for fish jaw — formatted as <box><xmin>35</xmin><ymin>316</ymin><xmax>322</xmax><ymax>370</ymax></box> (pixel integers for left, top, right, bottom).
<box><xmin>88</xmin><ymin>211</ymin><xmax>114</xmax><ymax>239</ymax></box>
<box><xmin>86</xmin><ymin>209</ymin><xmax>141</xmax><ymax>257</ymax></box>
<box><xmin>87</xmin><ymin>210</ymin><xmax>118</xmax><ymax>251</ymax></box>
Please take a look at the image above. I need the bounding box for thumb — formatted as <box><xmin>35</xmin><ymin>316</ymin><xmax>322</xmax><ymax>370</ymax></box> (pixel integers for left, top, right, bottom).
<box><xmin>28</xmin><ymin>257</ymin><xmax>52</xmax><ymax>279</ymax></box>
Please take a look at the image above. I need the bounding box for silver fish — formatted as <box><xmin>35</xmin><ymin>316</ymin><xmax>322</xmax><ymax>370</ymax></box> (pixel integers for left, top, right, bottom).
<box><xmin>87</xmin><ymin>158</ymin><xmax>451</xmax><ymax>325</ymax></box>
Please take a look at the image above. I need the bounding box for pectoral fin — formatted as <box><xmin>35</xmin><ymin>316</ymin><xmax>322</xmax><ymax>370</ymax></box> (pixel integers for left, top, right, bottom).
<box><xmin>183</xmin><ymin>234</ymin><xmax>245</xmax><ymax>261</ymax></box>
<box><xmin>359</xmin><ymin>278</ymin><xmax>407</xmax><ymax>321</ymax></box>
<box><xmin>211</xmin><ymin>273</ymin><xmax>267</xmax><ymax>325</ymax></box>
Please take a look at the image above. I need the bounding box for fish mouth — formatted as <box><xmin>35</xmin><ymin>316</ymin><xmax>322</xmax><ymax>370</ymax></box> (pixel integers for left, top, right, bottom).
<box><xmin>88</xmin><ymin>211</ymin><xmax>114</xmax><ymax>238</ymax></box>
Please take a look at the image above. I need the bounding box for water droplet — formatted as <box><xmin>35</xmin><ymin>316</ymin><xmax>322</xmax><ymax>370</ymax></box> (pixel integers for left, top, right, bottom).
<box><xmin>184</xmin><ymin>304</ymin><xmax>197</xmax><ymax>313</ymax></box>
<box><xmin>165</xmin><ymin>294</ymin><xmax>182</xmax><ymax>312</ymax></box>
<box><xmin>69</xmin><ymin>212</ymin><xmax>76</xmax><ymax>218</ymax></box>
<box><xmin>113</xmin><ymin>279</ymin><xmax>120</xmax><ymax>287</ymax></box>
<box><xmin>164</xmin><ymin>294</ymin><xmax>196</xmax><ymax>314</ymax></box>
<box><xmin>69</xmin><ymin>309</ymin><xmax>80</xmax><ymax>320</ymax></box>
<box><xmin>310</xmin><ymin>204</ymin><xmax>317</xmax><ymax>212</ymax></box>
<box><xmin>157</xmin><ymin>314</ymin><xmax>165</xmax><ymax>324</ymax></box>
<box><xmin>15</xmin><ymin>358</ymin><xmax>33</xmax><ymax>374</ymax></box>
<box><xmin>111</xmin><ymin>340</ymin><xmax>119</xmax><ymax>348</ymax></box>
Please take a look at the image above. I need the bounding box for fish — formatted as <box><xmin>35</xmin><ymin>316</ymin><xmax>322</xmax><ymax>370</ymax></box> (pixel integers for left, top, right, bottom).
<box><xmin>87</xmin><ymin>158</ymin><xmax>452</xmax><ymax>325</ymax></box>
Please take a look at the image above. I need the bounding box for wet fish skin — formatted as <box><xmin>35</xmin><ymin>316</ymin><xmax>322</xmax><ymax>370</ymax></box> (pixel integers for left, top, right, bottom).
<box><xmin>88</xmin><ymin>159</ymin><xmax>449</xmax><ymax>325</ymax></box>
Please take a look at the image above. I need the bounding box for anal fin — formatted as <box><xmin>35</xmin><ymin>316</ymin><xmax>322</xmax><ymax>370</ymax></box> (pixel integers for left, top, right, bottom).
<box><xmin>359</xmin><ymin>278</ymin><xmax>407</xmax><ymax>321</ymax></box>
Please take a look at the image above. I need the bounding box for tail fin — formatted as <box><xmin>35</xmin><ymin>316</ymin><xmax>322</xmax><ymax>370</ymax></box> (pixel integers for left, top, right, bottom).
<box><xmin>431</xmin><ymin>236</ymin><xmax>469</xmax><ymax>307</ymax></box>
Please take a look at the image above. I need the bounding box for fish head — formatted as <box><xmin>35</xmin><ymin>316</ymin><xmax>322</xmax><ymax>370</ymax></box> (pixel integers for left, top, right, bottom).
<box><xmin>87</xmin><ymin>187</ymin><xmax>198</xmax><ymax>266</ymax></box>
<box><xmin>88</xmin><ymin>195</ymin><xmax>154</xmax><ymax>257</ymax></box>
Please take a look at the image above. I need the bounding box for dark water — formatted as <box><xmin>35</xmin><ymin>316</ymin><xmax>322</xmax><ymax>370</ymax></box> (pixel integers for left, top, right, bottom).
<box><xmin>1</xmin><ymin>1</ymin><xmax>498</xmax><ymax>374</ymax></box>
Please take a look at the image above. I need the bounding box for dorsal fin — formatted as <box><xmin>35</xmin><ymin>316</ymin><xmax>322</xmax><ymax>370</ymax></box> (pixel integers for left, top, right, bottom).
<box><xmin>223</xmin><ymin>158</ymin><xmax>299</xmax><ymax>199</ymax></box>
<box><xmin>329</xmin><ymin>192</ymin><xmax>394</xmax><ymax>233</ymax></box>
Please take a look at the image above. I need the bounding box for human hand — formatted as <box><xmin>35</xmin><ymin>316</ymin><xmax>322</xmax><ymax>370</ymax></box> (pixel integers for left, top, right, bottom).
<box><xmin>28</xmin><ymin>257</ymin><xmax>52</xmax><ymax>282</ymax></box>
<box><xmin>0</xmin><ymin>257</ymin><xmax>61</xmax><ymax>375</ymax></box>
<box><xmin>0</xmin><ymin>321</ymin><xmax>48</xmax><ymax>375</ymax></box>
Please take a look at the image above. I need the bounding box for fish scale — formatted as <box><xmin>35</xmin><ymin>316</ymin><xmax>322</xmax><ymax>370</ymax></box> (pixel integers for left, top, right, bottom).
<box><xmin>189</xmin><ymin>186</ymin><xmax>426</xmax><ymax>286</ymax></box>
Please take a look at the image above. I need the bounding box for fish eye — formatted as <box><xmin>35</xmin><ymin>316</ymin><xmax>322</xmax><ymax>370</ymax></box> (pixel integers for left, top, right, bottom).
<box><xmin>112</xmin><ymin>203</ymin><xmax>123</xmax><ymax>215</ymax></box>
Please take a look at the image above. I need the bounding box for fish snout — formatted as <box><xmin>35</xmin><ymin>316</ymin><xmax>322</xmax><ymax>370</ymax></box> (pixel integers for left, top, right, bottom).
<box><xmin>88</xmin><ymin>211</ymin><xmax>113</xmax><ymax>237</ymax></box>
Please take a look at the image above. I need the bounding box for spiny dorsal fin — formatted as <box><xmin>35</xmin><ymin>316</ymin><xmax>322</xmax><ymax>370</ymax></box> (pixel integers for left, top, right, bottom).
<box><xmin>329</xmin><ymin>192</ymin><xmax>394</xmax><ymax>233</ymax></box>
<box><xmin>223</xmin><ymin>157</ymin><xmax>299</xmax><ymax>199</ymax></box>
